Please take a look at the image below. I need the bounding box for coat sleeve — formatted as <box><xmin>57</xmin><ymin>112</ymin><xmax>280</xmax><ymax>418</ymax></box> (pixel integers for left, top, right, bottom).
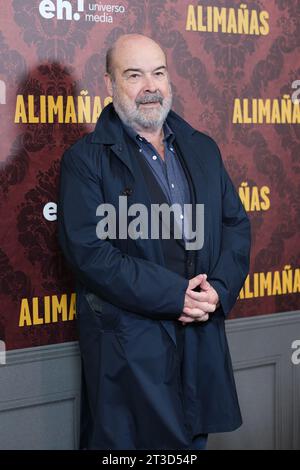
<box><xmin>57</xmin><ymin>146</ymin><xmax>189</xmax><ymax>320</ymax></box>
<box><xmin>208</xmin><ymin>143</ymin><xmax>251</xmax><ymax>316</ymax></box>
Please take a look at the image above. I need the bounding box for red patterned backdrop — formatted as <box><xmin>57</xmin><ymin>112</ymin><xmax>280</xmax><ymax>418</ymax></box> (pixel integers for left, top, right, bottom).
<box><xmin>0</xmin><ymin>0</ymin><xmax>299</xmax><ymax>350</ymax></box>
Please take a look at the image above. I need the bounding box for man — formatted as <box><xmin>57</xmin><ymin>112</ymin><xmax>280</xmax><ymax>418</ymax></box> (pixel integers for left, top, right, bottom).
<box><xmin>58</xmin><ymin>34</ymin><xmax>251</xmax><ymax>450</ymax></box>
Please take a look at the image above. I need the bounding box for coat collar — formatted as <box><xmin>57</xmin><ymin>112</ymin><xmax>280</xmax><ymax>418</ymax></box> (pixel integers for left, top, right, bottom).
<box><xmin>91</xmin><ymin>103</ymin><xmax>209</xmax><ymax>216</ymax></box>
<box><xmin>91</xmin><ymin>102</ymin><xmax>196</xmax><ymax>145</ymax></box>
<box><xmin>91</xmin><ymin>103</ymin><xmax>199</xmax><ymax>183</ymax></box>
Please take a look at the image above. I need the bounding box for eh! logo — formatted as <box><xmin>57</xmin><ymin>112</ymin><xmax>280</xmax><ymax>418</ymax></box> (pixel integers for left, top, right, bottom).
<box><xmin>39</xmin><ymin>0</ymin><xmax>84</xmax><ymax>21</ymax></box>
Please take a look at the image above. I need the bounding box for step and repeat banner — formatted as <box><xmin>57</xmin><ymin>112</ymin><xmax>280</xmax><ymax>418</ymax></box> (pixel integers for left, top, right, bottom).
<box><xmin>0</xmin><ymin>0</ymin><xmax>299</xmax><ymax>350</ymax></box>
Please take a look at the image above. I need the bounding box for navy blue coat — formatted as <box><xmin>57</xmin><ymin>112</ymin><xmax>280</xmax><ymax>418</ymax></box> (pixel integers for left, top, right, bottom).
<box><xmin>58</xmin><ymin>103</ymin><xmax>251</xmax><ymax>450</ymax></box>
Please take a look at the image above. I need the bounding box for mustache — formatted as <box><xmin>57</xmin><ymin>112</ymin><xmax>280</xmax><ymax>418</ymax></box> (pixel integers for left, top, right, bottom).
<box><xmin>136</xmin><ymin>92</ymin><xmax>163</xmax><ymax>105</ymax></box>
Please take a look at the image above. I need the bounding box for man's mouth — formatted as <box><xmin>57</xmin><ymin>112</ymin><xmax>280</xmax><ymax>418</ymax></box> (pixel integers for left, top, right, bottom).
<box><xmin>140</xmin><ymin>101</ymin><xmax>160</xmax><ymax>106</ymax></box>
<box><xmin>137</xmin><ymin>96</ymin><xmax>163</xmax><ymax>107</ymax></box>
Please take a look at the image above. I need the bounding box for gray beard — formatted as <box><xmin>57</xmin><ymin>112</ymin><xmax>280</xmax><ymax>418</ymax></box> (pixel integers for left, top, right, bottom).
<box><xmin>112</xmin><ymin>85</ymin><xmax>172</xmax><ymax>132</ymax></box>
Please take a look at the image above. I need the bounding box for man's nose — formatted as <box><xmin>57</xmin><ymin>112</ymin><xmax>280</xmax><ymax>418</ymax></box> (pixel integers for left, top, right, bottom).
<box><xmin>142</xmin><ymin>74</ymin><xmax>157</xmax><ymax>93</ymax></box>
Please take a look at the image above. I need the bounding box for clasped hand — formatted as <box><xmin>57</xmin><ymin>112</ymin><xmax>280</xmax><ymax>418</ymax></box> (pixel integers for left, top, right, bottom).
<box><xmin>178</xmin><ymin>274</ymin><xmax>220</xmax><ymax>325</ymax></box>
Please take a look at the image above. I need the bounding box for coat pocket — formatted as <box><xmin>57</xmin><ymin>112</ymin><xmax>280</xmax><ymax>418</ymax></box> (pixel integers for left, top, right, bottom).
<box><xmin>84</xmin><ymin>292</ymin><xmax>121</xmax><ymax>332</ymax></box>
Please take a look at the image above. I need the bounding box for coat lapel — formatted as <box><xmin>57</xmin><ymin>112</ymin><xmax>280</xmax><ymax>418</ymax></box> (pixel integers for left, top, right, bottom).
<box><xmin>167</xmin><ymin>114</ymin><xmax>211</xmax><ymax>272</ymax></box>
<box><xmin>101</xmin><ymin>130</ymin><xmax>179</xmax><ymax>346</ymax></box>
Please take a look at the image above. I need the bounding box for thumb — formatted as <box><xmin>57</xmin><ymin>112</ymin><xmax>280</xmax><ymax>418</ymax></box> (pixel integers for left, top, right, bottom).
<box><xmin>188</xmin><ymin>274</ymin><xmax>204</xmax><ymax>290</ymax></box>
<box><xmin>200</xmin><ymin>274</ymin><xmax>210</xmax><ymax>290</ymax></box>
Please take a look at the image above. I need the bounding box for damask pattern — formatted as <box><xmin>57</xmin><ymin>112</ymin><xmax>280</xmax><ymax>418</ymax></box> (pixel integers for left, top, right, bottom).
<box><xmin>0</xmin><ymin>0</ymin><xmax>299</xmax><ymax>349</ymax></box>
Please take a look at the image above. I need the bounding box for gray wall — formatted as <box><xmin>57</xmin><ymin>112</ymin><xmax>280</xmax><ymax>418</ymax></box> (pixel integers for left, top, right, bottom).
<box><xmin>0</xmin><ymin>311</ymin><xmax>299</xmax><ymax>450</ymax></box>
<box><xmin>208</xmin><ymin>310</ymin><xmax>300</xmax><ymax>450</ymax></box>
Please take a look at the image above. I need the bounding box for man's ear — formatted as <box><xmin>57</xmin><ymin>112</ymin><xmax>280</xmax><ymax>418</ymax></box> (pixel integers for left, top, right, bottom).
<box><xmin>104</xmin><ymin>73</ymin><xmax>113</xmax><ymax>96</ymax></box>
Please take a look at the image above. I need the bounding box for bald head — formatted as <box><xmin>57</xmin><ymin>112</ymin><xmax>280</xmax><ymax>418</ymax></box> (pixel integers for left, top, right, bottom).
<box><xmin>106</xmin><ymin>34</ymin><xmax>167</xmax><ymax>78</ymax></box>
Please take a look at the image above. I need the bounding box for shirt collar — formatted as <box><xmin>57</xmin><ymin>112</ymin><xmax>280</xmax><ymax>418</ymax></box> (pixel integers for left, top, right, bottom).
<box><xmin>122</xmin><ymin>121</ymin><xmax>175</xmax><ymax>145</ymax></box>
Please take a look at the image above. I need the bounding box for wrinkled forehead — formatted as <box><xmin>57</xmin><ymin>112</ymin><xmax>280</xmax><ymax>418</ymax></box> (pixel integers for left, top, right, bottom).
<box><xmin>113</xmin><ymin>40</ymin><xmax>167</xmax><ymax>74</ymax></box>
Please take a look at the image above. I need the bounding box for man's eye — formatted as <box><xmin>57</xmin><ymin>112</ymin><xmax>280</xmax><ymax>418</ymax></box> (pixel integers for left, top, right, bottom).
<box><xmin>155</xmin><ymin>71</ymin><xmax>166</xmax><ymax>78</ymax></box>
<box><xmin>129</xmin><ymin>74</ymin><xmax>140</xmax><ymax>79</ymax></box>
